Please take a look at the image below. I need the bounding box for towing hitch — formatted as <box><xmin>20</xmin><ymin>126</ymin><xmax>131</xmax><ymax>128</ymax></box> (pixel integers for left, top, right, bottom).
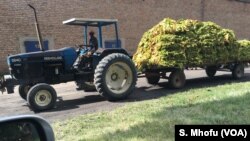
<box><xmin>0</xmin><ymin>75</ymin><xmax>16</xmax><ymax>94</ymax></box>
<box><xmin>0</xmin><ymin>79</ymin><xmax>5</xmax><ymax>93</ymax></box>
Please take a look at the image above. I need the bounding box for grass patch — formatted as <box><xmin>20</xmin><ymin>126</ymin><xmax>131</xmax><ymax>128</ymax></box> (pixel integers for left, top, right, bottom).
<box><xmin>53</xmin><ymin>82</ymin><xmax>250</xmax><ymax>141</ymax></box>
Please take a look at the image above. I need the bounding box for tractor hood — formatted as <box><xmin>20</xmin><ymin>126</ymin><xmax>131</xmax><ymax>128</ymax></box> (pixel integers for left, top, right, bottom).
<box><xmin>8</xmin><ymin>47</ymin><xmax>77</xmax><ymax>71</ymax></box>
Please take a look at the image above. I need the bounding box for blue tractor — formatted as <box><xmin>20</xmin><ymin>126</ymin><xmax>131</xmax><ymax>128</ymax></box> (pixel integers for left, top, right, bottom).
<box><xmin>0</xmin><ymin>5</ymin><xmax>137</xmax><ymax>111</ymax></box>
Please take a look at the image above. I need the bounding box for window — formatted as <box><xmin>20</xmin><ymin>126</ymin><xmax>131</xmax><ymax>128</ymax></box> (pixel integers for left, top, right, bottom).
<box><xmin>19</xmin><ymin>37</ymin><xmax>54</xmax><ymax>53</ymax></box>
<box><xmin>235</xmin><ymin>0</ymin><xmax>250</xmax><ymax>3</ymax></box>
<box><xmin>103</xmin><ymin>38</ymin><xmax>125</xmax><ymax>49</ymax></box>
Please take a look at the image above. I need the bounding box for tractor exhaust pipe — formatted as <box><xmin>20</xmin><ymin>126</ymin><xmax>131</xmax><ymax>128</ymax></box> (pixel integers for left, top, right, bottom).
<box><xmin>28</xmin><ymin>4</ymin><xmax>45</xmax><ymax>51</ymax></box>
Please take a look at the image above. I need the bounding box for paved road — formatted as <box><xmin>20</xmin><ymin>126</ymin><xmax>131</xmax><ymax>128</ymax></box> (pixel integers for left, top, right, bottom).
<box><xmin>1</xmin><ymin>68</ymin><xmax>250</xmax><ymax>123</ymax></box>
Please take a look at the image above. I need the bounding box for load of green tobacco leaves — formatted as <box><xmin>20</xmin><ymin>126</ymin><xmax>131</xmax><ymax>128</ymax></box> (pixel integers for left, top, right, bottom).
<box><xmin>133</xmin><ymin>18</ymin><xmax>241</xmax><ymax>71</ymax></box>
<box><xmin>237</xmin><ymin>40</ymin><xmax>250</xmax><ymax>61</ymax></box>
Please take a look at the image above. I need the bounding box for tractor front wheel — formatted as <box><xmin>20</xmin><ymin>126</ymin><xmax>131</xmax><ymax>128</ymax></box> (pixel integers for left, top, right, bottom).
<box><xmin>94</xmin><ymin>53</ymin><xmax>137</xmax><ymax>101</ymax></box>
<box><xmin>27</xmin><ymin>83</ymin><xmax>57</xmax><ymax>111</ymax></box>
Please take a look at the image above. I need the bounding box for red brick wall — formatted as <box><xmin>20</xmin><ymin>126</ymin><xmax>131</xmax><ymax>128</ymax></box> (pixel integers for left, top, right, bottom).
<box><xmin>0</xmin><ymin>0</ymin><xmax>249</xmax><ymax>72</ymax></box>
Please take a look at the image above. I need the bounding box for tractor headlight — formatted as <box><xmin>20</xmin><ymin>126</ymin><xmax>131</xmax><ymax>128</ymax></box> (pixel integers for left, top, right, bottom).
<box><xmin>7</xmin><ymin>57</ymin><xmax>22</xmax><ymax>69</ymax></box>
<box><xmin>11</xmin><ymin>58</ymin><xmax>22</xmax><ymax>63</ymax></box>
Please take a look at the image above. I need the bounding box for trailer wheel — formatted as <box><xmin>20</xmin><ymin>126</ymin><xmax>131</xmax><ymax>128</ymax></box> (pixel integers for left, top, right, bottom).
<box><xmin>205</xmin><ymin>66</ymin><xmax>217</xmax><ymax>78</ymax></box>
<box><xmin>145</xmin><ymin>72</ymin><xmax>160</xmax><ymax>85</ymax></box>
<box><xmin>94</xmin><ymin>53</ymin><xmax>137</xmax><ymax>101</ymax></box>
<box><xmin>169</xmin><ymin>70</ymin><xmax>186</xmax><ymax>89</ymax></box>
<box><xmin>19</xmin><ymin>84</ymin><xmax>32</xmax><ymax>100</ymax></box>
<box><xmin>27</xmin><ymin>84</ymin><xmax>57</xmax><ymax>111</ymax></box>
<box><xmin>76</xmin><ymin>81</ymin><xmax>96</xmax><ymax>91</ymax></box>
<box><xmin>232</xmin><ymin>64</ymin><xmax>244</xmax><ymax>79</ymax></box>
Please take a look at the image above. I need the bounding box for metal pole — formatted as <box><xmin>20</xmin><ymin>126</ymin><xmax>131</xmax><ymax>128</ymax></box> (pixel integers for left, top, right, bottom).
<box><xmin>201</xmin><ymin>0</ymin><xmax>205</xmax><ymax>21</ymax></box>
<box><xmin>115</xmin><ymin>23</ymin><xmax>119</xmax><ymax>48</ymax></box>
<box><xmin>28</xmin><ymin>4</ymin><xmax>44</xmax><ymax>51</ymax></box>
<box><xmin>98</xmin><ymin>24</ymin><xmax>103</xmax><ymax>48</ymax></box>
<box><xmin>84</xmin><ymin>26</ymin><xmax>88</xmax><ymax>45</ymax></box>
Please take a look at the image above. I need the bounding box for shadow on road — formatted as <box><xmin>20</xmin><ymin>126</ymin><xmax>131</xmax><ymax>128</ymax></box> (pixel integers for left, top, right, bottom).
<box><xmin>34</xmin><ymin>94</ymin><xmax>106</xmax><ymax>113</ymax></box>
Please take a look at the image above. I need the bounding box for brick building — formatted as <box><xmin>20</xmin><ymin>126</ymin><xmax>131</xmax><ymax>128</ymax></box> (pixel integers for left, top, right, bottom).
<box><xmin>0</xmin><ymin>0</ymin><xmax>250</xmax><ymax>73</ymax></box>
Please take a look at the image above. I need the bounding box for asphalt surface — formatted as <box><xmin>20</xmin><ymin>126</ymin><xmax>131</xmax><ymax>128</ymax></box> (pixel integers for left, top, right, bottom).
<box><xmin>1</xmin><ymin>68</ymin><xmax>250</xmax><ymax>123</ymax></box>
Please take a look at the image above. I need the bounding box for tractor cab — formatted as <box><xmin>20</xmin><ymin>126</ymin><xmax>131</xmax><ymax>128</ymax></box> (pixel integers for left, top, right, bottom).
<box><xmin>63</xmin><ymin>18</ymin><xmax>121</xmax><ymax>49</ymax></box>
<box><xmin>63</xmin><ymin>18</ymin><xmax>128</xmax><ymax>71</ymax></box>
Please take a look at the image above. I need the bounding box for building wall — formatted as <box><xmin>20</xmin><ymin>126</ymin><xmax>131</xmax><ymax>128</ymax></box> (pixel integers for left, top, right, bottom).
<box><xmin>0</xmin><ymin>0</ymin><xmax>249</xmax><ymax>72</ymax></box>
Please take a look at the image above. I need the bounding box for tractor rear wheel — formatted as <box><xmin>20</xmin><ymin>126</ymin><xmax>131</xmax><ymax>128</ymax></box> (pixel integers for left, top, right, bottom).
<box><xmin>94</xmin><ymin>53</ymin><xmax>137</xmax><ymax>101</ymax></box>
<box><xmin>232</xmin><ymin>64</ymin><xmax>244</xmax><ymax>79</ymax></box>
<box><xmin>169</xmin><ymin>70</ymin><xmax>186</xmax><ymax>89</ymax></box>
<box><xmin>145</xmin><ymin>72</ymin><xmax>160</xmax><ymax>85</ymax></box>
<box><xmin>19</xmin><ymin>84</ymin><xmax>32</xmax><ymax>100</ymax></box>
<box><xmin>27</xmin><ymin>83</ymin><xmax>57</xmax><ymax>111</ymax></box>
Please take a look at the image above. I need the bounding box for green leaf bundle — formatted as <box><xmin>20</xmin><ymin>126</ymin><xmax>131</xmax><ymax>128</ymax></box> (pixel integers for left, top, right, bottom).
<box><xmin>133</xmin><ymin>18</ymin><xmax>240</xmax><ymax>71</ymax></box>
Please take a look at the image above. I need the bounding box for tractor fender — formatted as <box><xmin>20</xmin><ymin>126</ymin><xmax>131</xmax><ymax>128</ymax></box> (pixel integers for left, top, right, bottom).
<box><xmin>96</xmin><ymin>48</ymin><xmax>130</xmax><ymax>58</ymax></box>
<box><xmin>92</xmin><ymin>48</ymin><xmax>131</xmax><ymax>69</ymax></box>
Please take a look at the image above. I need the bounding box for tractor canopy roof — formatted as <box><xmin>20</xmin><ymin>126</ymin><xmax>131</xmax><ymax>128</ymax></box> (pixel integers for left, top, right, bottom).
<box><xmin>62</xmin><ymin>18</ymin><xmax>120</xmax><ymax>48</ymax></box>
<box><xmin>62</xmin><ymin>18</ymin><xmax>118</xmax><ymax>27</ymax></box>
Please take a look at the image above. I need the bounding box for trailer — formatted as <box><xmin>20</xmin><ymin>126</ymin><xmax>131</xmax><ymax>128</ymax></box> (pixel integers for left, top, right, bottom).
<box><xmin>144</xmin><ymin>61</ymin><xmax>246</xmax><ymax>89</ymax></box>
